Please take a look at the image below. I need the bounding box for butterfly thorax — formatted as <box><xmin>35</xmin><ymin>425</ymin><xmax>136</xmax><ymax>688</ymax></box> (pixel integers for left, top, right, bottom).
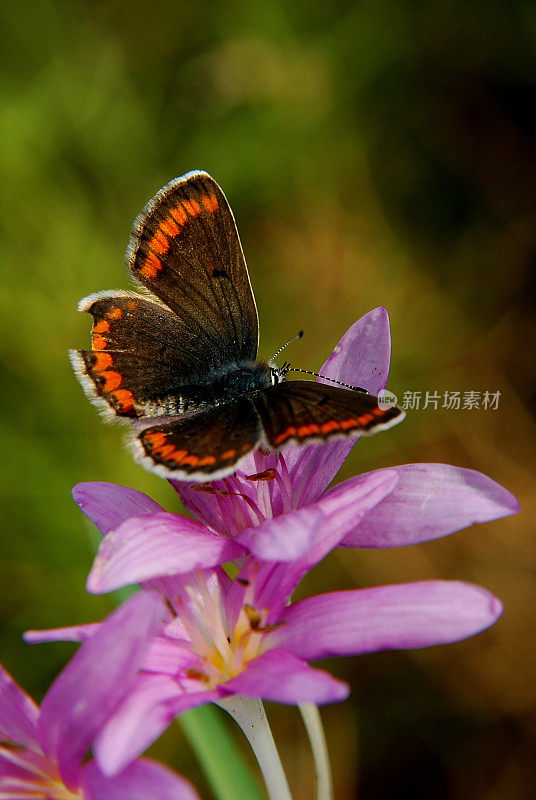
<box><xmin>208</xmin><ymin>361</ymin><xmax>276</xmax><ymax>403</ymax></box>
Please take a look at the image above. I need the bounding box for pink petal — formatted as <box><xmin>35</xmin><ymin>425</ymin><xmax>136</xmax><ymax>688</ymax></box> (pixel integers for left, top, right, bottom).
<box><xmin>225</xmin><ymin>649</ymin><xmax>349</xmax><ymax>705</ymax></box>
<box><xmin>95</xmin><ymin>674</ymin><xmax>222</xmax><ymax>775</ymax></box>
<box><xmin>231</xmin><ymin>469</ymin><xmax>399</xmax><ymax>625</ymax></box>
<box><xmin>73</xmin><ymin>482</ymin><xmax>163</xmax><ymax>535</ymax></box>
<box><xmin>87</xmin><ymin>512</ymin><xmax>244</xmax><ymax>593</ymax></box>
<box><xmin>339</xmin><ymin>463</ymin><xmax>520</xmax><ymax>548</ymax></box>
<box><xmin>308</xmin><ymin>469</ymin><xmax>399</xmax><ymax>565</ymax></box>
<box><xmin>24</xmin><ymin>623</ymin><xmax>101</xmax><ymax>644</ymax></box>
<box><xmin>320</xmin><ymin>307</ymin><xmax>393</xmax><ymax>394</ymax></box>
<box><xmin>281</xmin><ymin>307</ymin><xmax>394</xmax><ymax>505</ymax></box>
<box><xmin>81</xmin><ymin>758</ymin><xmax>200</xmax><ymax>800</ymax></box>
<box><xmin>268</xmin><ymin>581</ymin><xmax>503</xmax><ymax>659</ymax></box>
<box><xmin>143</xmin><ymin>636</ymin><xmax>198</xmax><ymax>675</ymax></box>
<box><xmin>39</xmin><ymin>592</ymin><xmax>161</xmax><ymax>789</ymax></box>
<box><xmin>0</xmin><ymin>664</ymin><xmax>39</xmax><ymax>750</ymax></box>
<box><xmin>236</xmin><ymin>507</ymin><xmax>325</xmax><ymax>561</ymax></box>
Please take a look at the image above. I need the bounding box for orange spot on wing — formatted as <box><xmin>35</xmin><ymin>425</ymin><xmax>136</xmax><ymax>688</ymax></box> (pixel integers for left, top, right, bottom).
<box><xmin>145</xmin><ymin>431</ymin><xmax>167</xmax><ymax>448</ymax></box>
<box><xmin>297</xmin><ymin>423</ymin><xmax>320</xmax><ymax>437</ymax></box>
<box><xmin>320</xmin><ymin>420</ymin><xmax>340</xmax><ymax>434</ymax></box>
<box><xmin>101</xmin><ymin>370</ymin><xmax>122</xmax><ymax>392</ymax></box>
<box><xmin>274</xmin><ymin>426</ymin><xmax>297</xmax><ymax>445</ymax></box>
<box><xmin>197</xmin><ymin>456</ymin><xmax>217</xmax><ymax>467</ymax></box>
<box><xmin>139</xmin><ymin>252</ymin><xmax>162</xmax><ymax>279</ymax></box>
<box><xmin>160</xmin><ymin>217</ymin><xmax>180</xmax><ymax>238</ymax></box>
<box><xmin>201</xmin><ymin>193</ymin><xmax>219</xmax><ymax>213</ymax></box>
<box><xmin>92</xmin><ymin>352</ymin><xmax>113</xmax><ymax>370</ymax></box>
<box><xmin>126</xmin><ymin>300</ymin><xmax>138</xmax><ymax>310</ymax></box>
<box><xmin>183</xmin><ymin>198</ymin><xmax>201</xmax><ymax>217</ymax></box>
<box><xmin>154</xmin><ymin>444</ymin><xmax>176</xmax><ymax>458</ymax></box>
<box><xmin>181</xmin><ymin>454</ymin><xmax>199</xmax><ymax>467</ymax></box>
<box><xmin>170</xmin><ymin>205</ymin><xmax>188</xmax><ymax>226</ymax></box>
<box><xmin>221</xmin><ymin>449</ymin><xmax>237</xmax><ymax>460</ymax></box>
<box><xmin>170</xmin><ymin>450</ymin><xmax>188</xmax><ymax>463</ymax></box>
<box><xmin>111</xmin><ymin>389</ymin><xmax>134</xmax><ymax>412</ymax></box>
<box><xmin>149</xmin><ymin>229</ymin><xmax>170</xmax><ymax>255</ymax></box>
<box><xmin>106</xmin><ymin>307</ymin><xmax>123</xmax><ymax>320</ymax></box>
<box><xmin>93</xmin><ymin>320</ymin><xmax>110</xmax><ymax>334</ymax></box>
<box><xmin>339</xmin><ymin>418</ymin><xmax>359</xmax><ymax>431</ymax></box>
<box><xmin>92</xmin><ymin>334</ymin><xmax>108</xmax><ymax>350</ymax></box>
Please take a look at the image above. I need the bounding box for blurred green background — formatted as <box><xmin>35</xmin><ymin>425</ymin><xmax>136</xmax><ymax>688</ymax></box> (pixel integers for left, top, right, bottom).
<box><xmin>1</xmin><ymin>1</ymin><xmax>535</xmax><ymax>797</ymax></box>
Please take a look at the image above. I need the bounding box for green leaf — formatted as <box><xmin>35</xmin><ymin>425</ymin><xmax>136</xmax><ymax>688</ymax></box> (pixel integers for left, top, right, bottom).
<box><xmin>180</xmin><ymin>704</ymin><xmax>266</xmax><ymax>800</ymax></box>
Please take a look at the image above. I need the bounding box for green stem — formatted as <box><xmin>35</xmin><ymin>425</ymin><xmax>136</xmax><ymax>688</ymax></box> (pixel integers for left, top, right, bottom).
<box><xmin>180</xmin><ymin>704</ymin><xmax>266</xmax><ymax>800</ymax></box>
<box><xmin>299</xmin><ymin>704</ymin><xmax>333</xmax><ymax>800</ymax></box>
<box><xmin>218</xmin><ymin>695</ymin><xmax>293</xmax><ymax>800</ymax></box>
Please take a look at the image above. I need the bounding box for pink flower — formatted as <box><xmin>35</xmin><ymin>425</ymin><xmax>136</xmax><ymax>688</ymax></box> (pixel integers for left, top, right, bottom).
<box><xmin>29</xmin><ymin>499</ymin><xmax>504</xmax><ymax>775</ymax></box>
<box><xmin>44</xmin><ymin>307</ymin><xmax>517</xmax><ymax>776</ymax></box>
<box><xmin>5</xmin><ymin>593</ymin><xmax>198</xmax><ymax>799</ymax></box>
<box><xmin>74</xmin><ymin>308</ymin><xmax>518</xmax><ymax>574</ymax></box>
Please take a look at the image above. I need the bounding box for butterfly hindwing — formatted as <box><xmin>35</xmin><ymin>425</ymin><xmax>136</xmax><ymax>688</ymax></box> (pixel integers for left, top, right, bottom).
<box><xmin>131</xmin><ymin>397</ymin><xmax>263</xmax><ymax>479</ymax></box>
<box><xmin>254</xmin><ymin>381</ymin><xmax>403</xmax><ymax>449</ymax></box>
<box><xmin>127</xmin><ymin>171</ymin><xmax>258</xmax><ymax>368</ymax></box>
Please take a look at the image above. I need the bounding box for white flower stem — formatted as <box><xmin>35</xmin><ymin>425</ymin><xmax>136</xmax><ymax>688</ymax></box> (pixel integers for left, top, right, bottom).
<box><xmin>217</xmin><ymin>695</ymin><xmax>293</xmax><ymax>800</ymax></box>
<box><xmin>299</xmin><ymin>703</ymin><xmax>333</xmax><ymax>800</ymax></box>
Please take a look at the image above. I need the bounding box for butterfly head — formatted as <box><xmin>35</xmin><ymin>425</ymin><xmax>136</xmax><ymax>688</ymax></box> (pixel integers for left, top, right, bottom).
<box><xmin>269</xmin><ymin>360</ymin><xmax>291</xmax><ymax>385</ymax></box>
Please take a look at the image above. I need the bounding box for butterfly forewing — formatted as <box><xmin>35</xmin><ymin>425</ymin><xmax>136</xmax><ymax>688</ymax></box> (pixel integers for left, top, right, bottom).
<box><xmin>254</xmin><ymin>381</ymin><xmax>403</xmax><ymax>449</ymax></box>
<box><xmin>71</xmin><ymin>293</ymin><xmax>229</xmax><ymax>418</ymax></box>
<box><xmin>127</xmin><ymin>171</ymin><xmax>258</xmax><ymax>368</ymax></box>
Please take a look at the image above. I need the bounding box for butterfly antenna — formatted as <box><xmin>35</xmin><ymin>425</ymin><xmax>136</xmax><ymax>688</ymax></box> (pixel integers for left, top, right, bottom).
<box><xmin>286</xmin><ymin>366</ymin><xmax>369</xmax><ymax>393</ymax></box>
<box><xmin>269</xmin><ymin>330</ymin><xmax>304</xmax><ymax>364</ymax></box>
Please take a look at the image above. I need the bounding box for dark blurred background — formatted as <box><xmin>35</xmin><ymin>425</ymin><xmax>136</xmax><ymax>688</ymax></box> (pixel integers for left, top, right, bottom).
<box><xmin>1</xmin><ymin>1</ymin><xmax>535</xmax><ymax>798</ymax></box>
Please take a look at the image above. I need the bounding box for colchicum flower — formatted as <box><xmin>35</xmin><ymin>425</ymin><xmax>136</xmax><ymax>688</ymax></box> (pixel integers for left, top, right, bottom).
<box><xmin>74</xmin><ymin>307</ymin><xmax>519</xmax><ymax>577</ymax></box>
<box><xmin>4</xmin><ymin>593</ymin><xmax>198</xmax><ymax>800</ymax></box>
<box><xmin>29</xmin><ymin>507</ymin><xmax>504</xmax><ymax>777</ymax></box>
<box><xmin>29</xmin><ymin>308</ymin><xmax>518</xmax><ymax>780</ymax></box>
